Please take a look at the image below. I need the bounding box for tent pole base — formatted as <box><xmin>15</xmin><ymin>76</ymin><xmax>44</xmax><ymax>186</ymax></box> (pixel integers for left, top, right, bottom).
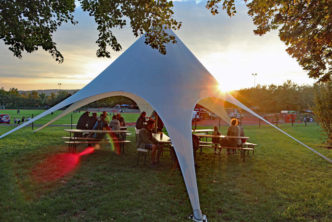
<box><xmin>188</xmin><ymin>214</ymin><xmax>207</xmax><ymax>222</ymax></box>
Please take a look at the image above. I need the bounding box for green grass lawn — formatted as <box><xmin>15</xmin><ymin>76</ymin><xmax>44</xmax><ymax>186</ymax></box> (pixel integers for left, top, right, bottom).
<box><xmin>0</xmin><ymin>123</ymin><xmax>331</xmax><ymax>221</ymax></box>
<box><xmin>0</xmin><ymin>109</ymin><xmax>140</xmax><ymax>125</ymax></box>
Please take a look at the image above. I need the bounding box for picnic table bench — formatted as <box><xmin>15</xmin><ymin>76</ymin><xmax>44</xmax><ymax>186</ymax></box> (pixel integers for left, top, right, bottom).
<box><xmin>195</xmin><ymin>133</ymin><xmax>257</xmax><ymax>161</ymax></box>
<box><xmin>64</xmin><ymin>129</ymin><xmax>131</xmax><ymax>153</ymax></box>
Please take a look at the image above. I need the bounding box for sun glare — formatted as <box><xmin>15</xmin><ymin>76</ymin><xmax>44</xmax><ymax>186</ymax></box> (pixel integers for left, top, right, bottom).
<box><xmin>217</xmin><ymin>84</ymin><xmax>223</xmax><ymax>92</ymax></box>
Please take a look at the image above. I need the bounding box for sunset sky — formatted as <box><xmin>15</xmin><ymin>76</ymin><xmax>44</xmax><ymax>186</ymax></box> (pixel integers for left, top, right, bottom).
<box><xmin>0</xmin><ymin>1</ymin><xmax>315</xmax><ymax>92</ymax></box>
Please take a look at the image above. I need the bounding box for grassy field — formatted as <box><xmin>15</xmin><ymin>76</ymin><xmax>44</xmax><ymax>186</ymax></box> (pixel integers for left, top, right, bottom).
<box><xmin>0</xmin><ymin>122</ymin><xmax>331</xmax><ymax>221</ymax></box>
<box><xmin>0</xmin><ymin>109</ymin><xmax>140</xmax><ymax>125</ymax></box>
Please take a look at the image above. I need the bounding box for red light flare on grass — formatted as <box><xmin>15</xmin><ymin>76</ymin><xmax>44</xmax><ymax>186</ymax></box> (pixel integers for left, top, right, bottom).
<box><xmin>31</xmin><ymin>147</ymin><xmax>95</xmax><ymax>183</ymax></box>
<box><xmin>78</xmin><ymin>147</ymin><xmax>95</xmax><ymax>157</ymax></box>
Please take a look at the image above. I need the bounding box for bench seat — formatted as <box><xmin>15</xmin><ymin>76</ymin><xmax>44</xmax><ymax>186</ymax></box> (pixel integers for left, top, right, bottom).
<box><xmin>136</xmin><ymin>147</ymin><xmax>150</xmax><ymax>165</ymax></box>
<box><xmin>64</xmin><ymin>138</ymin><xmax>131</xmax><ymax>153</ymax></box>
<box><xmin>62</xmin><ymin>136</ymin><xmax>99</xmax><ymax>141</ymax></box>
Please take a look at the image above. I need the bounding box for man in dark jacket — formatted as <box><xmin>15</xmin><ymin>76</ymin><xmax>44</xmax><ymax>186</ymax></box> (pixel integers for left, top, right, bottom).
<box><xmin>87</xmin><ymin>113</ymin><xmax>97</xmax><ymax>129</ymax></box>
<box><xmin>136</xmin><ymin>111</ymin><xmax>147</xmax><ymax>129</ymax></box>
<box><xmin>75</xmin><ymin>111</ymin><xmax>90</xmax><ymax>137</ymax></box>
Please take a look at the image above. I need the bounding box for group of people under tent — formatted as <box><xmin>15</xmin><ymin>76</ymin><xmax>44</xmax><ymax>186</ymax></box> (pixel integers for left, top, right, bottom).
<box><xmin>75</xmin><ymin>109</ymin><xmax>245</xmax><ymax>165</ymax></box>
<box><xmin>135</xmin><ymin>110</ymin><xmax>246</xmax><ymax>166</ymax></box>
<box><xmin>211</xmin><ymin>118</ymin><xmax>245</xmax><ymax>154</ymax></box>
<box><xmin>75</xmin><ymin>111</ymin><xmax>126</xmax><ymax>141</ymax></box>
<box><xmin>135</xmin><ymin>111</ymin><xmax>200</xmax><ymax>167</ymax></box>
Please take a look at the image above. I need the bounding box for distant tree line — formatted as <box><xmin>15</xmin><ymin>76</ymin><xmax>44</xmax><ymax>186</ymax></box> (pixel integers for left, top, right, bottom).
<box><xmin>0</xmin><ymin>80</ymin><xmax>323</xmax><ymax>113</ymax></box>
<box><xmin>231</xmin><ymin>80</ymin><xmax>331</xmax><ymax>145</ymax></box>
<box><xmin>232</xmin><ymin>80</ymin><xmax>315</xmax><ymax>114</ymax></box>
<box><xmin>0</xmin><ymin>88</ymin><xmax>135</xmax><ymax>109</ymax></box>
<box><xmin>0</xmin><ymin>88</ymin><xmax>72</xmax><ymax>109</ymax></box>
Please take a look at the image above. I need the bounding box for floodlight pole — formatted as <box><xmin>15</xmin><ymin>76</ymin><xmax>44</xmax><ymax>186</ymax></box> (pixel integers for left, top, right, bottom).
<box><xmin>252</xmin><ymin>73</ymin><xmax>258</xmax><ymax>87</ymax></box>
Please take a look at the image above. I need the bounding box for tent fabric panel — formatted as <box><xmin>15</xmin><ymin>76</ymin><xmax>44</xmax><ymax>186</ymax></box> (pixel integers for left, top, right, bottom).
<box><xmin>198</xmin><ymin>97</ymin><xmax>231</xmax><ymax>126</ymax></box>
<box><xmin>34</xmin><ymin>92</ymin><xmax>154</xmax><ymax>132</ymax></box>
<box><xmin>155</xmin><ymin>105</ymin><xmax>203</xmax><ymax>220</ymax></box>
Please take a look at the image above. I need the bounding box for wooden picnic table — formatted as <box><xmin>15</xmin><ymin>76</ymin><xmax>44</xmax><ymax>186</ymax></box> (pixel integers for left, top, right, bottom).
<box><xmin>193</xmin><ymin>133</ymin><xmax>249</xmax><ymax>139</ymax></box>
<box><xmin>193</xmin><ymin>133</ymin><xmax>256</xmax><ymax>161</ymax></box>
<box><xmin>152</xmin><ymin>132</ymin><xmax>171</xmax><ymax>144</ymax></box>
<box><xmin>192</xmin><ymin>129</ymin><xmax>214</xmax><ymax>134</ymax></box>
<box><xmin>64</xmin><ymin>129</ymin><xmax>131</xmax><ymax>153</ymax></box>
<box><xmin>64</xmin><ymin>129</ymin><xmax>129</xmax><ymax>133</ymax></box>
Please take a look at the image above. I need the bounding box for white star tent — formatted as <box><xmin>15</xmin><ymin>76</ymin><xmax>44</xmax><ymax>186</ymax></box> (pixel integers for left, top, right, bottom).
<box><xmin>1</xmin><ymin>31</ymin><xmax>330</xmax><ymax>221</ymax></box>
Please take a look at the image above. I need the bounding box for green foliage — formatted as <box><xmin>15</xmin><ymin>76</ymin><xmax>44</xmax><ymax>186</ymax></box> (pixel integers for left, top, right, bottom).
<box><xmin>233</xmin><ymin>80</ymin><xmax>314</xmax><ymax>113</ymax></box>
<box><xmin>0</xmin><ymin>89</ymin><xmax>75</xmax><ymax>109</ymax></box>
<box><xmin>313</xmin><ymin>82</ymin><xmax>332</xmax><ymax>145</ymax></box>
<box><xmin>0</xmin><ymin>0</ymin><xmax>76</xmax><ymax>63</ymax></box>
<box><xmin>0</xmin><ymin>0</ymin><xmax>181</xmax><ymax>63</ymax></box>
<box><xmin>0</xmin><ymin>124</ymin><xmax>330</xmax><ymax>221</ymax></box>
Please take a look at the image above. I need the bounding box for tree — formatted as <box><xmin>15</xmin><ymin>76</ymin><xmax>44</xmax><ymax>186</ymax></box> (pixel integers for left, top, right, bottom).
<box><xmin>39</xmin><ymin>93</ymin><xmax>47</xmax><ymax>105</ymax></box>
<box><xmin>1</xmin><ymin>1</ymin><xmax>331</xmax><ymax>82</ymax></box>
<box><xmin>206</xmin><ymin>0</ymin><xmax>331</xmax><ymax>82</ymax></box>
<box><xmin>313</xmin><ymin>82</ymin><xmax>332</xmax><ymax>146</ymax></box>
<box><xmin>234</xmin><ymin>81</ymin><xmax>315</xmax><ymax>114</ymax></box>
<box><xmin>0</xmin><ymin>0</ymin><xmax>180</xmax><ymax>63</ymax></box>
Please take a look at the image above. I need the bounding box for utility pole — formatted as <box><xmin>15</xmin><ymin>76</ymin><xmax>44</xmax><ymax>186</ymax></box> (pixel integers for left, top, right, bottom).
<box><xmin>252</xmin><ymin>73</ymin><xmax>258</xmax><ymax>87</ymax></box>
<box><xmin>58</xmin><ymin>83</ymin><xmax>62</xmax><ymax>90</ymax></box>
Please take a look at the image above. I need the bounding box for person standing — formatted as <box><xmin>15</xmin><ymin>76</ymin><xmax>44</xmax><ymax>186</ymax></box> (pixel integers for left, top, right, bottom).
<box><xmin>136</xmin><ymin>111</ymin><xmax>147</xmax><ymax>129</ymax></box>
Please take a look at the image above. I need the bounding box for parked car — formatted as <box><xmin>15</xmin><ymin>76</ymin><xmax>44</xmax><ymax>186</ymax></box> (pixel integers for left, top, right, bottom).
<box><xmin>0</xmin><ymin>114</ymin><xmax>10</xmax><ymax>124</ymax></box>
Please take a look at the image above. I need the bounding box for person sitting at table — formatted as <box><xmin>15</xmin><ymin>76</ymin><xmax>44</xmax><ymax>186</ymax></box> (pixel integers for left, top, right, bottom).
<box><xmin>102</xmin><ymin>111</ymin><xmax>110</xmax><ymax>125</ymax></box>
<box><xmin>109</xmin><ymin>115</ymin><xmax>121</xmax><ymax>140</ymax></box>
<box><xmin>151</xmin><ymin>111</ymin><xmax>164</xmax><ymax>132</ymax></box>
<box><xmin>117</xmin><ymin>113</ymin><xmax>126</xmax><ymax>127</ymax></box>
<box><xmin>109</xmin><ymin>115</ymin><xmax>120</xmax><ymax>130</ymax></box>
<box><xmin>226</xmin><ymin>118</ymin><xmax>242</xmax><ymax>154</ymax></box>
<box><xmin>212</xmin><ymin>126</ymin><xmax>221</xmax><ymax>154</ymax></box>
<box><xmin>137</xmin><ymin>119</ymin><xmax>160</xmax><ymax>165</ymax></box>
<box><xmin>75</xmin><ymin>111</ymin><xmax>90</xmax><ymax>137</ymax></box>
<box><xmin>87</xmin><ymin>112</ymin><xmax>98</xmax><ymax>129</ymax></box>
<box><xmin>92</xmin><ymin>114</ymin><xmax>108</xmax><ymax>140</ymax></box>
<box><xmin>117</xmin><ymin>113</ymin><xmax>126</xmax><ymax>140</ymax></box>
<box><xmin>136</xmin><ymin>111</ymin><xmax>147</xmax><ymax>130</ymax></box>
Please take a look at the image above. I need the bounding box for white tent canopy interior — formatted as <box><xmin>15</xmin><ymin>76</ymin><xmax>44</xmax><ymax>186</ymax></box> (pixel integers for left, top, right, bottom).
<box><xmin>1</xmin><ymin>32</ymin><xmax>330</xmax><ymax>221</ymax></box>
